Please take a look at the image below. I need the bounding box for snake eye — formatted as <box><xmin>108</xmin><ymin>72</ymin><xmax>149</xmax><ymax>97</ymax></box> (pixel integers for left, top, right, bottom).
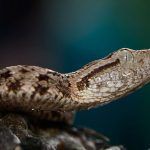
<box><xmin>118</xmin><ymin>48</ymin><xmax>134</xmax><ymax>62</ymax></box>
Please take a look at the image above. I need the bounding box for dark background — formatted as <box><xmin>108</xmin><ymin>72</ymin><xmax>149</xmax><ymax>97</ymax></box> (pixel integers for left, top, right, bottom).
<box><xmin>0</xmin><ymin>0</ymin><xmax>150</xmax><ymax>149</ymax></box>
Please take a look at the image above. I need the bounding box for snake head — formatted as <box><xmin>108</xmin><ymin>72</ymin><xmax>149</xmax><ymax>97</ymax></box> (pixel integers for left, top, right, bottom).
<box><xmin>68</xmin><ymin>48</ymin><xmax>150</xmax><ymax>110</ymax></box>
<box><xmin>112</xmin><ymin>48</ymin><xmax>150</xmax><ymax>83</ymax></box>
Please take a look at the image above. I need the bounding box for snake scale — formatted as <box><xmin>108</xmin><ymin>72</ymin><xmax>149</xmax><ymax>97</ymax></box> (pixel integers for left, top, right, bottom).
<box><xmin>0</xmin><ymin>48</ymin><xmax>149</xmax><ymax>124</ymax></box>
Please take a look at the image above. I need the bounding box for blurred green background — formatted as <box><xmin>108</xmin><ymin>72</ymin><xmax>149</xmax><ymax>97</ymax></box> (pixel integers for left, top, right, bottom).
<box><xmin>0</xmin><ymin>0</ymin><xmax>150</xmax><ymax>149</ymax></box>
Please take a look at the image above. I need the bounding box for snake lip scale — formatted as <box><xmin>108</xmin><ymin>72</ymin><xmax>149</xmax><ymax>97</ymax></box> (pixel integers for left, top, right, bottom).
<box><xmin>0</xmin><ymin>48</ymin><xmax>149</xmax><ymax>124</ymax></box>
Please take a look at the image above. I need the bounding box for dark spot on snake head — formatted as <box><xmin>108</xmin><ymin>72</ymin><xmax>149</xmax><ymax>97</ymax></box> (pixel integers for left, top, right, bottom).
<box><xmin>38</xmin><ymin>74</ymin><xmax>49</xmax><ymax>81</ymax></box>
<box><xmin>0</xmin><ymin>70</ymin><xmax>11</xmax><ymax>79</ymax></box>
<box><xmin>76</xmin><ymin>76</ymin><xmax>90</xmax><ymax>91</ymax></box>
<box><xmin>35</xmin><ymin>84</ymin><xmax>49</xmax><ymax>95</ymax></box>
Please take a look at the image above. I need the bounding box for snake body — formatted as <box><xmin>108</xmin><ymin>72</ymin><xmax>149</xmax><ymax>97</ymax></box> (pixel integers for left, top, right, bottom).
<box><xmin>0</xmin><ymin>48</ymin><xmax>149</xmax><ymax>124</ymax></box>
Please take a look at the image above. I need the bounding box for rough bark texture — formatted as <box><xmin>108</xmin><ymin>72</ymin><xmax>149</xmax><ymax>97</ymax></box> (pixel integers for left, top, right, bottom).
<box><xmin>0</xmin><ymin>113</ymin><xmax>125</xmax><ymax>150</ymax></box>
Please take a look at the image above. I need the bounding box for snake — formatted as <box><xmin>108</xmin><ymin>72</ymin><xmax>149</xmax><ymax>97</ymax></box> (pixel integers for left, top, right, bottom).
<box><xmin>0</xmin><ymin>48</ymin><xmax>149</xmax><ymax>124</ymax></box>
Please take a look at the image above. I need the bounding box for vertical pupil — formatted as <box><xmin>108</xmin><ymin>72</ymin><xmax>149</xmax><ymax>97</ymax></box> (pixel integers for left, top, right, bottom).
<box><xmin>124</xmin><ymin>53</ymin><xmax>128</xmax><ymax>61</ymax></box>
<box><xmin>123</xmin><ymin>50</ymin><xmax>133</xmax><ymax>62</ymax></box>
<box><xmin>121</xmin><ymin>50</ymin><xmax>128</xmax><ymax>61</ymax></box>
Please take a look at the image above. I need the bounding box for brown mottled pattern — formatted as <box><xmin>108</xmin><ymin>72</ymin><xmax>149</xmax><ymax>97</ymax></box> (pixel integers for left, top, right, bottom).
<box><xmin>7</xmin><ymin>80</ymin><xmax>21</xmax><ymax>92</ymax></box>
<box><xmin>0</xmin><ymin>70</ymin><xmax>11</xmax><ymax>79</ymax></box>
<box><xmin>0</xmin><ymin>48</ymin><xmax>149</xmax><ymax>124</ymax></box>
